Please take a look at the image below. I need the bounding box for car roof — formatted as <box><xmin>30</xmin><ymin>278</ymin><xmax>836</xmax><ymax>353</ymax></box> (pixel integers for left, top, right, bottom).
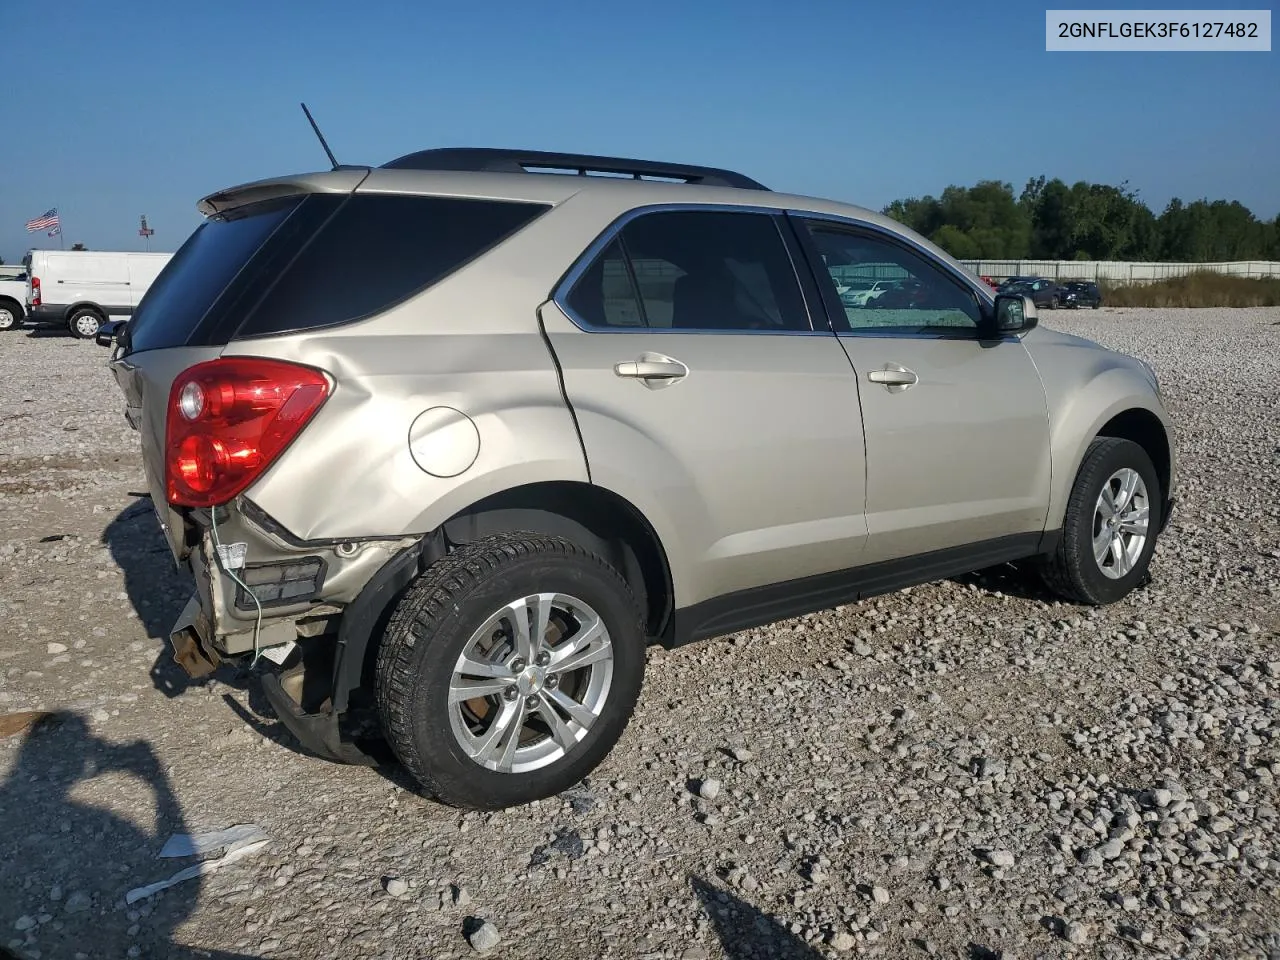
<box><xmin>195</xmin><ymin>148</ymin><xmax>991</xmax><ymax>297</ymax></box>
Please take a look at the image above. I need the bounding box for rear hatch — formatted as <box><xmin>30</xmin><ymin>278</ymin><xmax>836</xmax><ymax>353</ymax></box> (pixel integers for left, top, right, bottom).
<box><xmin>108</xmin><ymin>168</ymin><xmax>552</xmax><ymax>559</ymax></box>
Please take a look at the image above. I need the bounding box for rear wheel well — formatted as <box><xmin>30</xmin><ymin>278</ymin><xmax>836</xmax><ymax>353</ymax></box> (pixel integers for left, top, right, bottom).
<box><xmin>338</xmin><ymin>481</ymin><xmax>674</xmax><ymax>716</ymax></box>
<box><xmin>439</xmin><ymin>481</ymin><xmax>674</xmax><ymax>641</ymax></box>
<box><xmin>1096</xmin><ymin>408</ymin><xmax>1171</xmax><ymax>502</ymax></box>
<box><xmin>0</xmin><ymin>296</ymin><xmax>23</xmax><ymax>315</ymax></box>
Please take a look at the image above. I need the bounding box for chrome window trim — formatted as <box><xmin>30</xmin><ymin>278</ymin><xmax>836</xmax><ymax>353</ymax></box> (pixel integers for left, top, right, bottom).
<box><xmin>549</xmin><ymin>202</ymin><xmax>831</xmax><ymax>337</ymax></box>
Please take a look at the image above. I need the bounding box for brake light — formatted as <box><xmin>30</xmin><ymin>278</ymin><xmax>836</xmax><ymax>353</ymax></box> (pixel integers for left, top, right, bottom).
<box><xmin>165</xmin><ymin>357</ymin><xmax>330</xmax><ymax>508</ymax></box>
<box><xmin>30</xmin><ymin>277</ymin><xmax>40</xmax><ymax>306</ymax></box>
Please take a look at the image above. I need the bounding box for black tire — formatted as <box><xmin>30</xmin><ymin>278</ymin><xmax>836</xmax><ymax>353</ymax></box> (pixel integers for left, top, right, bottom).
<box><xmin>68</xmin><ymin>307</ymin><xmax>105</xmax><ymax>339</ymax></box>
<box><xmin>375</xmin><ymin>532</ymin><xmax>646</xmax><ymax>810</ymax></box>
<box><xmin>1039</xmin><ymin>437</ymin><xmax>1162</xmax><ymax>605</ymax></box>
<box><xmin>0</xmin><ymin>299</ymin><xmax>21</xmax><ymax>331</ymax></box>
<box><xmin>1092</xmin><ymin>302</ymin><xmax>1101</xmax><ymax>309</ymax></box>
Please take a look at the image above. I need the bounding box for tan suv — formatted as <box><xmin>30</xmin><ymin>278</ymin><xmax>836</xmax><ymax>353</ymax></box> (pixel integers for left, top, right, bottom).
<box><xmin>101</xmin><ymin>147</ymin><xmax>1175</xmax><ymax>810</ymax></box>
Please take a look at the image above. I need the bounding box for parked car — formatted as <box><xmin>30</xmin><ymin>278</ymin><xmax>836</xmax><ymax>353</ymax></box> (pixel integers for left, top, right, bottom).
<box><xmin>996</xmin><ymin>275</ymin><xmax>1037</xmax><ymax>292</ymax></box>
<box><xmin>99</xmin><ymin>146</ymin><xmax>1176</xmax><ymax>811</ymax></box>
<box><xmin>1060</xmin><ymin>280</ymin><xmax>1103</xmax><ymax>309</ymax></box>
<box><xmin>839</xmin><ymin>278</ymin><xmax>897</xmax><ymax>307</ymax></box>
<box><xmin>24</xmin><ymin>249</ymin><xmax>172</xmax><ymax>338</ymax></box>
<box><xmin>0</xmin><ymin>275</ymin><xmax>28</xmax><ymax>331</ymax></box>
<box><xmin>1001</xmin><ymin>277</ymin><xmax>1064</xmax><ymax>309</ymax></box>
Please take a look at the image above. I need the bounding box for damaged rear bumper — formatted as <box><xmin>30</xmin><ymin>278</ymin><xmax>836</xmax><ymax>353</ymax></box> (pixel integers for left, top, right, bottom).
<box><xmin>256</xmin><ymin>669</ymin><xmax>379</xmax><ymax>766</ymax></box>
<box><xmin>162</xmin><ymin>501</ymin><xmax>434</xmax><ymax>766</ymax></box>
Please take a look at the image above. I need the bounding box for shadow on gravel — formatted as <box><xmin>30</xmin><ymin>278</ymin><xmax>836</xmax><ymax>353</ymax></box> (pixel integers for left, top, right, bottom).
<box><xmin>691</xmin><ymin>875</ymin><xmax>823</xmax><ymax>959</ymax></box>
<box><xmin>101</xmin><ymin>497</ymin><xmax>249</xmax><ymax>700</ymax></box>
<box><xmin>951</xmin><ymin>560</ymin><xmax>1062</xmax><ymax>604</ymax></box>
<box><xmin>954</xmin><ymin>559</ymin><xmax>1154</xmax><ymax>604</ymax></box>
<box><xmin>0</xmin><ymin>711</ymin><xmax>259</xmax><ymax>959</ymax></box>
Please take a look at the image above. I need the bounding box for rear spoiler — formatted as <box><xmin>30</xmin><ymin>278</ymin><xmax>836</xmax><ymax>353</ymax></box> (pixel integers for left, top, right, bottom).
<box><xmin>197</xmin><ymin>168</ymin><xmax>371</xmax><ymax>217</ymax></box>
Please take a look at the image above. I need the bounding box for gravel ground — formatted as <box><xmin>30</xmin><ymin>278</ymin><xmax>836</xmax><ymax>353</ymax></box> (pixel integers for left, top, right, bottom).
<box><xmin>1</xmin><ymin>309</ymin><xmax>1278</xmax><ymax>960</ymax></box>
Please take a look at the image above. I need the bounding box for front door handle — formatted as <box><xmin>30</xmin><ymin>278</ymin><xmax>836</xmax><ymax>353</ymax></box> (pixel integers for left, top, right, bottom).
<box><xmin>614</xmin><ymin>354</ymin><xmax>689</xmax><ymax>389</ymax></box>
<box><xmin>868</xmin><ymin>365</ymin><xmax>918</xmax><ymax>387</ymax></box>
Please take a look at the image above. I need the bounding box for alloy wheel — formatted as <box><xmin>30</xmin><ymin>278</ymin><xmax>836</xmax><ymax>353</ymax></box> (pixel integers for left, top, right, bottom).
<box><xmin>1092</xmin><ymin>467</ymin><xmax>1150</xmax><ymax>579</ymax></box>
<box><xmin>448</xmin><ymin>592</ymin><xmax>614</xmax><ymax>773</ymax></box>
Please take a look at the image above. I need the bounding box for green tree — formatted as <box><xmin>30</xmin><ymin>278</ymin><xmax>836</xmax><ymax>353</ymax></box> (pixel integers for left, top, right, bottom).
<box><xmin>884</xmin><ymin>181</ymin><xmax>1030</xmax><ymax>258</ymax></box>
<box><xmin>888</xmin><ymin>177</ymin><xmax>1277</xmax><ymax>263</ymax></box>
<box><xmin>930</xmin><ymin>224</ymin><xmax>981</xmax><ymax>259</ymax></box>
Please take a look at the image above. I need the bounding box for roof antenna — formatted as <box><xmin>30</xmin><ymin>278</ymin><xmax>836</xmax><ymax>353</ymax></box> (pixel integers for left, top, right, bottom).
<box><xmin>300</xmin><ymin>102</ymin><xmax>340</xmax><ymax>170</ymax></box>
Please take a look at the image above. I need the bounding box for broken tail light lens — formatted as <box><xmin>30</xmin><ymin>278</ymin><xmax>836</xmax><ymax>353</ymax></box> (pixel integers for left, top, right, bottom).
<box><xmin>165</xmin><ymin>357</ymin><xmax>330</xmax><ymax>507</ymax></box>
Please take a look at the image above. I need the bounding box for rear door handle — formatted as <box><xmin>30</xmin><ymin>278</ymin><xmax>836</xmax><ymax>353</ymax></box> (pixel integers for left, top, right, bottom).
<box><xmin>865</xmin><ymin>366</ymin><xmax>916</xmax><ymax>391</ymax></box>
<box><xmin>614</xmin><ymin>354</ymin><xmax>689</xmax><ymax>389</ymax></box>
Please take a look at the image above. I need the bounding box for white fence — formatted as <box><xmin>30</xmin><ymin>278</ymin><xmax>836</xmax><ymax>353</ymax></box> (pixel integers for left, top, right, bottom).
<box><xmin>957</xmin><ymin>259</ymin><xmax>1280</xmax><ymax>283</ymax></box>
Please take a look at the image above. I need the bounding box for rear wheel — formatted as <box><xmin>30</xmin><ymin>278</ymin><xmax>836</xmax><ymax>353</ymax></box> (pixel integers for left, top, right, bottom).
<box><xmin>69</xmin><ymin>307</ymin><xmax>104</xmax><ymax>339</ymax></box>
<box><xmin>0</xmin><ymin>300</ymin><xmax>20</xmax><ymax>331</ymax></box>
<box><xmin>375</xmin><ymin>533</ymin><xmax>646</xmax><ymax>810</ymax></box>
<box><xmin>1039</xmin><ymin>437</ymin><xmax>1161</xmax><ymax>605</ymax></box>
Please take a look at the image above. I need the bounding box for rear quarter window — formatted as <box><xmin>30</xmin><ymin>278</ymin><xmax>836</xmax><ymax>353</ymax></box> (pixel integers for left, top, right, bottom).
<box><xmin>233</xmin><ymin>194</ymin><xmax>550</xmax><ymax>339</ymax></box>
<box><xmin>124</xmin><ymin>192</ymin><xmax>550</xmax><ymax>353</ymax></box>
<box><xmin>125</xmin><ymin>196</ymin><xmax>304</xmax><ymax>354</ymax></box>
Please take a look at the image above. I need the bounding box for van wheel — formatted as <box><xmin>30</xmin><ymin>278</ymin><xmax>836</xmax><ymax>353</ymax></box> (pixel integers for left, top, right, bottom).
<box><xmin>375</xmin><ymin>533</ymin><xmax>646</xmax><ymax>810</ymax></box>
<box><xmin>1038</xmin><ymin>437</ymin><xmax>1161</xmax><ymax>606</ymax></box>
<box><xmin>69</xmin><ymin>308</ymin><xmax>105</xmax><ymax>339</ymax></box>
<box><xmin>0</xmin><ymin>301</ymin><xmax>20</xmax><ymax>331</ymax></box>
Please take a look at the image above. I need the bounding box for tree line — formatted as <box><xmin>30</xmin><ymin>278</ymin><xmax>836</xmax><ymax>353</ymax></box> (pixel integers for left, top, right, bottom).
<box><xmin>882</xmin><ymin>177</ymin><xmax>1280</xmax><ymax>262</ymax></box>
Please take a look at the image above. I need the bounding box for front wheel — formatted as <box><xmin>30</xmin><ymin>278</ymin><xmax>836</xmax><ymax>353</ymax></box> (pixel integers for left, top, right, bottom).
<box><xmin>68</xmin><ymin>307</ymin><xmax>104</xmax><ymax>339</ymax></box>
<box><xmin>375</xmin><ymin>533</ymin><xmax>646</xmax><ymax>810</ymax></box>
<box><xmin>1038</xmin><ymin>437</ymin><xmax>1162</xmax><ymax>605</ymax></box>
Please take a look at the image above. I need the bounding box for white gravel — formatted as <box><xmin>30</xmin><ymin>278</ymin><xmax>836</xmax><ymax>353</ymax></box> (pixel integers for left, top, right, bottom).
<box><xmin>1</xmin><ymin>308</ymin><xmax>1278</xmax><ymax>959</ymax></box>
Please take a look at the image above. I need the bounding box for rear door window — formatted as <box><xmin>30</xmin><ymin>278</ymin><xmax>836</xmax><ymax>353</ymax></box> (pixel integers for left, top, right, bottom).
<box><xmin>564</xmin><ymin>209</ymin><xmax>812</xmax><ymax>332</ymax></box>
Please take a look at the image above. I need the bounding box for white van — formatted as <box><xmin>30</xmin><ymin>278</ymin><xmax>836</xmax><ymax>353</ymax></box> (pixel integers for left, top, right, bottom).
<box><xmin>24</xmin><ymin>249</ymin><xmax>173</xmax><ymax>339</ymax></box>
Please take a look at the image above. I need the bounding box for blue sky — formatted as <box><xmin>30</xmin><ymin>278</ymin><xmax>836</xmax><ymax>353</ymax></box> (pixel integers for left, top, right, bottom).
<box><xmin>1</xmin><ymin>0</ymin><xmax>1276</xmax><ymax>262</ymax></box>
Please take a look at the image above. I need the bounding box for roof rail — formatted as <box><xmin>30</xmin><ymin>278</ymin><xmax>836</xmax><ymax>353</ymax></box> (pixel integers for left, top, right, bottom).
<box><xmin>379</xmin><ymin>147</ymin><xmax>769</xmax><ymax>191</ymax></box>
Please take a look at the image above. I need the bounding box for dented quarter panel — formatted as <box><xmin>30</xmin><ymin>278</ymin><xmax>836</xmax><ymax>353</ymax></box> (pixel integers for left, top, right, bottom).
<box><xmin>214</xmin><ymin>187</ymin><xmax>632</xmax><ymax>542</ymax></box>
<box><xmin>1022</xmin><ymin>326</ymin><xmax>1176</xmax><ymax>530</ymax></box>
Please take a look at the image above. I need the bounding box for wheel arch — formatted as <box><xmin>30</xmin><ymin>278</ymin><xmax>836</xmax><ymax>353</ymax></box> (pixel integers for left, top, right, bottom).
<box><xmin>1048</xmin><ymin>396</ymin><xmax>1174</xmax><ymax>534</ymax></box>
<box><xmin>1094</xmin><ymin>407</ymin><xmax>1172</xmax><ymax>509</ymax></box>
<box><xmin>438</xmin><ymin>481</ymin><xmax>675</xmax><ymax>640</ymax></box>
<box><xmin>66</xmin><ymin>301</ymin><xmax>109</xmax><ymax>330</ymax></box>
<box><xmin>332</xmin><ymin>479</ymin><xmax>675</xmax><ymax>714</ymax></box>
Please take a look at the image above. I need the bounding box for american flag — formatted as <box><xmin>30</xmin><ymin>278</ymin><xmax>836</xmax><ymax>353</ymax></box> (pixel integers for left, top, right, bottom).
<box><xmin>25</xmin><ymin>208</ymin><xmax>60</xmax><ymax>233</ymax></box>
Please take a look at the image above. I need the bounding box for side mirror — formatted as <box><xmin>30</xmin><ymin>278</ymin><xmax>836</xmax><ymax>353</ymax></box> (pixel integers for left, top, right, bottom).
<box><xmin>993</xmin><ymin>294</ymin><xmax>1039</xmax><ymax>334</ymax></box>
<box><xmin>95</xmin><ymin>319</ymin><xmax>126</xmax><ymax>348</ymax></box>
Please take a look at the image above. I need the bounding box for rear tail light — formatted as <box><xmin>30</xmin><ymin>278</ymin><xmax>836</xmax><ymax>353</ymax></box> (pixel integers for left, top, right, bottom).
<box><xmin>30</xmin><ymin>277</ymin><xmax>41</xmax><ymax>306</ymax></box>
<box><xmin>165</xmin><ymin>357</ymin><xmax>330</xmax><ymax>508</ymax></box>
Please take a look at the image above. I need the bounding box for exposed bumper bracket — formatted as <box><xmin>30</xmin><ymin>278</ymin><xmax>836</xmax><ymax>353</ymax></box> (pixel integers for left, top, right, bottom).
<box><xmin>257</xmin><ymin>670</ymin><xmax>379</xmax><ymax>767</ymax></box>
<box><xmin>170</xmin><ymin>595</ymin><xmax>221</xmax><ymax>678</ymax></box>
